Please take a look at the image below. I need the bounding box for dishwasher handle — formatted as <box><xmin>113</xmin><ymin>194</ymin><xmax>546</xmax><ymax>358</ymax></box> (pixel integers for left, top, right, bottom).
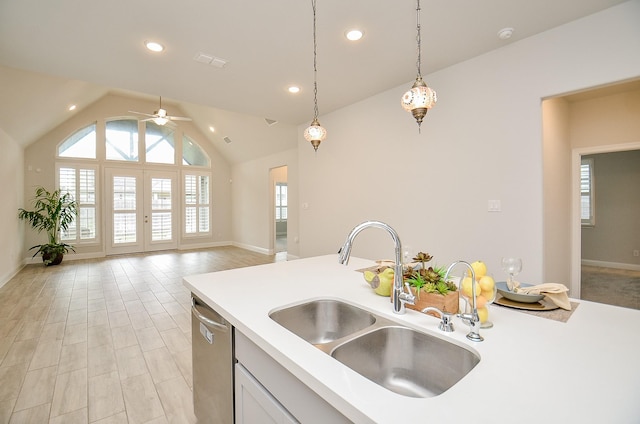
<box><xmin>191</xmin><ymin>297</ymin><xmax>229</xmax><ymax>332</ymax></box>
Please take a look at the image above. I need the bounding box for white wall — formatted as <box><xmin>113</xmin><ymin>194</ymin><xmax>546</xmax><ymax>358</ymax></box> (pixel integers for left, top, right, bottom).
<box><xmin>0</xmin><ymin>130</ymin><xmax>25</xmax><ymax>287</ymax></box>
<box><xmin>542</xmin><ymin>98</ymin><xmax>572</xmax><ymax>285</ymax></box>
<box><xmin>297</xmin><ymin>0</ymin><xmax>640</xmax><ymax>284</ymax></box>
<box><xmin>231</xmin><ymin>148</ymin><xmax>298</xmax><ymax>257</ymax></box>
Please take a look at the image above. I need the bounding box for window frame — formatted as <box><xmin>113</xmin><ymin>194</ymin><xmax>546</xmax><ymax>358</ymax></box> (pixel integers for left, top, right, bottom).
<box><xmin>580</xmin><ymin>157</ymin><xmax>595</xmax><ymax>227</ymax></box>
<box><xmin>275</xmin><ymin>182</ymin><xmax>287</xmax><ymax>222</ymax></box>
<box><xmin>56</xmin><ymin>162</ymin><xmax>101</xmax><ymax>245</ymax></box>
<box><xmin>182</xmin><ymin>171</ymin><xmax>212</xmax><ymax>238</ymax></box>
<box><xmin>56</xmin><ymin>123</ymin><xmax>98</xmax><ymax>160</ymax></box>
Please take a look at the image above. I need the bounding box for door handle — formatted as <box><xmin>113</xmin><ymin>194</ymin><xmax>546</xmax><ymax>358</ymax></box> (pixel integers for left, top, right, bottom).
<box><xmin>191</xmin><ymin>297</ymin><xmax>228</xmax><ymax>332</ymax></box>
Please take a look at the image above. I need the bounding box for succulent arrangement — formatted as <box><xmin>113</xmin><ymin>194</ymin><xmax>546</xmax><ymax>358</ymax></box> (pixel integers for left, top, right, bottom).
<box><xmin>403</xmin><ymin>252</ymin><xmax>457</xmax><ymax>298</ymax></box>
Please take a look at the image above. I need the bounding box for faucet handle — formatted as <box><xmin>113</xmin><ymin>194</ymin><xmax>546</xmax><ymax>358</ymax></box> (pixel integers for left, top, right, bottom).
<box><xmin>401</xmin><ymin>283</ymin><xmax>416</xmax><ymax>304</ymax></box>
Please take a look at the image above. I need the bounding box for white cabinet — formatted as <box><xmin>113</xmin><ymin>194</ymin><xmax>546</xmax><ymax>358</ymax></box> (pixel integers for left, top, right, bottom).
<box><xmin>235</xmin><ymin>363</ymin><xmax>298</xmax><ymax>424</ymax></box>
<box><xmin>234</xmin><ymin>331</ymin><xmax>350</xmax><ymax>424</ymax></box>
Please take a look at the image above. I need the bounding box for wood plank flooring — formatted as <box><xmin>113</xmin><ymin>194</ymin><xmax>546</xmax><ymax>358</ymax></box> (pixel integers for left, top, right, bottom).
<box><xmin>0</xmin><ymin>246</ymin><xmax>282</xmax><ymax>423</ymax></box>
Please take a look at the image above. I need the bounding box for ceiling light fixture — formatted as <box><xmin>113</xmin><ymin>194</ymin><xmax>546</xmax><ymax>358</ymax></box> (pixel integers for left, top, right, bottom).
<box><xmin>303</xmin><ymin>0</ymin><xmax>327</xmax><ymax>152</ymax></box>
<box><xmin>68</xmin><ymin>104</ymin><xmax>76</xmax><ymax>111</ymax></box>
<box><xmin>497</xmin><ymin>27</ymin><xmax>514</xmax><ymax>40</ymax></box>
<box><xmin>288</xmin><ymin>86</ymin><xmax>300</xmax><ymax>94</ymax></box>
<box><xmin>209</xmin><ymin>126</ymin><xmax>215</xmax><ymax>133</ymax></box>
<box><xmin>145</xmin><ymin>40</ymin><xmax>164</xmax><ymax>52</ymax></box>
<box><xmin>401</xmin><ymin>0</ymin><xmax>437</xmax><ymax>132</ymax></box>
<box><xmin>345</xmin><ymin>29</ymin><xmax>363</xmax><ymax>41</ymax></box>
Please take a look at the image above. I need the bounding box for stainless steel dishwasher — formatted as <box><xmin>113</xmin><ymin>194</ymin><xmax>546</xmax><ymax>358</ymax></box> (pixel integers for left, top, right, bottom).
<box><xmin>191</xmin><ymin>294</ymin><xmax>234</xmax><ymax>424</ymax></box>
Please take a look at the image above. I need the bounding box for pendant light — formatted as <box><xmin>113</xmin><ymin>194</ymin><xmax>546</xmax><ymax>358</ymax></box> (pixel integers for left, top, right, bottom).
<box><xmin>401</xmin><ymin>0</ymin><xmax>437</xmax><ymax>131</ymax></box>
<box><xmin>303</xmin><ymin>0</ymin><xmax>327</xmax><ymax>151</ymax></box>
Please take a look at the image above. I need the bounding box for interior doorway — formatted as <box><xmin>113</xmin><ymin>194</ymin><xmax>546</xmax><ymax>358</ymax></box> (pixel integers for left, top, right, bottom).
<box><xmin>575</xmin><ymin>149</ymin><xmax>640</xmax><ymax>310</ymax></box>
<box><xmin>270</xmin><ymin>166</ymin><xmax>288</xmax><ymax>254</ymax></box>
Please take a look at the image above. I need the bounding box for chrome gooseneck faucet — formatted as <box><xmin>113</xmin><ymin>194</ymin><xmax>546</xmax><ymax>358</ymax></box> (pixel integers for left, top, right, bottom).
<box><xmin>443</xmin><ymin>260</ymin><xmax>483</xmax><ymax>342</ymax></box>
<box><xmin>338</xmin><ymin>221</ymin><xmax>415</xmax><ymax>314</ymax></box>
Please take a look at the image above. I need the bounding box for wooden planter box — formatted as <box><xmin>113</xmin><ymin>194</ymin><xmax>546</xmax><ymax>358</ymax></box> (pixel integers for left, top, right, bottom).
<box><xmin>405</xmin><ymin>289</ymin><xmax>460</xmax><ymax>317</ymax></box>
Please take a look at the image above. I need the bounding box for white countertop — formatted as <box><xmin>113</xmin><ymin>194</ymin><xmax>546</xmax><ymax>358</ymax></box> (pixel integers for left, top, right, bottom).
<box><xmin>183</xmin><ymin>255</ymin><xmax>640</xmax><ymax>423</ymax></box>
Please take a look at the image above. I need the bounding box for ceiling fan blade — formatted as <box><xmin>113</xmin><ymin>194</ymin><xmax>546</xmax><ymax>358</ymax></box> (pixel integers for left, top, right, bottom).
<box><xmin>128</xmin><ymin>110</ymin><xmax>157</xmax><ymax>118</ymax></box>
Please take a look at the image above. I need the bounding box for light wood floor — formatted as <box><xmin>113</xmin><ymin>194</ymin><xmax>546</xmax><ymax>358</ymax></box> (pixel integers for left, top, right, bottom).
<box><xmin>0</xmin><ymin>246</ymin><xmax>283</xmax><ymax>423</ymax></box>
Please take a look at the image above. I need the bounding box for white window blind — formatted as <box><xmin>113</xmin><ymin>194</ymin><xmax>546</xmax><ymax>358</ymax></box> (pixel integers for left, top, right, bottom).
<box><xmin>184</xmin><ymin>173</ymin><xmax>210</xmax><ymax>235</ymax></box>
<box><xmin>59</xmin><ymin>165</ymin><xmax>97</xmax><ymax>242</ymax></box>
<box><xmin>581</xmin><ymin>158</ymin><xmax>595</xmax><ymax>226</ymax></box>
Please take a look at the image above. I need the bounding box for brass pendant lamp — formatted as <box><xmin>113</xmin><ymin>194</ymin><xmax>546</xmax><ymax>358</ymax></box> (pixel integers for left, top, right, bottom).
<box><xmin>401</xmin><ymin>0</ymin><xmax>437</xmax><ymax>131</ymax></box>
<box><xmin>303</xmin><ymin>0</ymin><xmax>327</xmax><ymax>151</ymax></box>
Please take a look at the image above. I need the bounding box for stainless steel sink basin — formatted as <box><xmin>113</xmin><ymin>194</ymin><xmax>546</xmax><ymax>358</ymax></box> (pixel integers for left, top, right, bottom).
<box><xmin>331</xmin><ymin>326</ymin><xmax>480</xmax><ymax>398</ymax></box>
<box><xmin>269</xmin><ymin>299</ymin><xmax>480</xmax><ymax>397</ymax></box>
<box><xmin>269</xmin><ymin>299</ymin><xmax>376</xmax><ymax>345</ymax></box>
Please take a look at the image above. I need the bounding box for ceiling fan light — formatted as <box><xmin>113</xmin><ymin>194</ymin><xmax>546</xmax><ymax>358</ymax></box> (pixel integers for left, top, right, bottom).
<box><xmin>153</xmin><ymin>117</ymin><xmax>169</xmax><ymax>126</ymax></box>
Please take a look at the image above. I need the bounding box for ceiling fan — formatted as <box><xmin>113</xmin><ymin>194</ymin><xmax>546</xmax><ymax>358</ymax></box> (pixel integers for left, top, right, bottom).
<box><xmin>129</xmin><ymin>96</ymin><xmax>192</xmax><ymax>126</ymax></box>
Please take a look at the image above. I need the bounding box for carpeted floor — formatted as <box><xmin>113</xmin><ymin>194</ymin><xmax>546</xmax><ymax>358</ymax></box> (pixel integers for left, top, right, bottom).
<box><xmin>581</xmin><ymin>265</ymin><xmax>640</xmax><ymax>310</ymax></box>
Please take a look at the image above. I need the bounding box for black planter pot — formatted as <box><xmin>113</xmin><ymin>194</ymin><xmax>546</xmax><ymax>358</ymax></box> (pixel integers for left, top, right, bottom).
<box><xmin>42</xmin><ymin>252</ymin><xmax>64</xmax><ymax>266</ymax></box>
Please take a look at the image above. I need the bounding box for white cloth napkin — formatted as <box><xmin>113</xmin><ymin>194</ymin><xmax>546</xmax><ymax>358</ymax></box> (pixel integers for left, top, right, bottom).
<box><xmin>515</xmin><ymin>282</ymin><xmax>571</xmax><ymax>310</ymax></box>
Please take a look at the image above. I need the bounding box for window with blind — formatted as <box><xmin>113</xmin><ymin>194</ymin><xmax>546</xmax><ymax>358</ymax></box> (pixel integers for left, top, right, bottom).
<box><xmin>58</xmin><ymin>165</ymin><xmax>98</xmax><ymax>242</ymax></box>
<box><xmin>275</xmin><ymin>183</ymin><xmax>287</xmax><ymax>221</ymax></box>
<box><xmin>581</xmin><ymin>158</ymin><xmax>595</xmax><ymax>226</ymax></box>
<box><xmin>184</xmin><ymin>173</ymin><xmax>211</xmax><ymax>235</ymax></box>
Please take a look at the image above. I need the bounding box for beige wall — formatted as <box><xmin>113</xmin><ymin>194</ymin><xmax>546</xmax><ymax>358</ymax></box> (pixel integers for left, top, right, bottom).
<box><xmin>231</xmin><ymin>149</ymin><xmax>298</xmax><ymax>257</ymax></box>
<box><xmin>0</xmin><ymin>130</ymin><xmax>24</xmax><ymax>286</ymax></box>
<box><xmin>581</xmin><ymin>150</ymin><xmax>640</xmax><ymax>267</ymax></box>
<box><xmin>22</xmin><ymin>93</ymin><xmax>232</xmax><ymax>260</ymax></box>
<box><xmin>542</xmin><ymin>97</ymin><xmax>572</xmax><ymax>284</ymax></box>
<box><xmin>297</xmin><ymin>1</ymin><xmax>640</xmax><ymax>285</ymax></box>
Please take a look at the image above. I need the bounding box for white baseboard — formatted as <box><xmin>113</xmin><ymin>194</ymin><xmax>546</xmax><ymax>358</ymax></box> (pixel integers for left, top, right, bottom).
<box><xmin>581</xmin><ymin>259</ymin><xmax>640</xmax><ymax>272</ymax></box>
<box><xmin>232</xmin><ymin>242</ymin><xmax>271</xmax><ymax>255</ymax></box>
<box><xmin>0</xmin><ymin>263</ymin><xmax>26</xmax><ymax>289</ymax></box>
<box><xmin>178</xmin><ymin>241</ymin><xmax>232</xmax><ymax>251</ymax></box>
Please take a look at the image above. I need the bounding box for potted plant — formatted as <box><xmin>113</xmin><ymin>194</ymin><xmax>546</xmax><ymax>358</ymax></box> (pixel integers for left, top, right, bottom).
<box><xmin>18</xmin><ymin>186</ymin><xmax>77</xmax><ymax>266</ymax></box>
<box><xmin>403</xmin><ymin>252</ymin><xmax>459</xmax><ymax>316</ymax></box>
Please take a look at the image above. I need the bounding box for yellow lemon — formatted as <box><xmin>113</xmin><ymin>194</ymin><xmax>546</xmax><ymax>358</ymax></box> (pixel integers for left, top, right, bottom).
<box><xmin>461</xmin><ymin>276</ymin><xmax>480</xmax><ymax>298</ymax></box>
<box><xmin>477</xmin><ymin>306</ymin><xmax>489</xmax><ymax>323</ymax></box>
<box><xmin>479</xmin><ymin>275</ymin><xmax>495</xmax><ymax>292</ymax></box>
<box><xmin>468</xmin><ymin>261</ymin><xmax>487</xmax><ymax>280</ymax></box>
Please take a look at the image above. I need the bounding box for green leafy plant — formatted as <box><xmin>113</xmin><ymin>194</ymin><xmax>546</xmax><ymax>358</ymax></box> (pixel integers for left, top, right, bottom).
<box><xmin>404</xmin><ymin>252</ymin><xmax>457</xmax><ymax>298</ymax></box>
<box><xmin>18</xmin><ymin>186</ymin><xmax>77</xmax><ymax>265</ymax></box>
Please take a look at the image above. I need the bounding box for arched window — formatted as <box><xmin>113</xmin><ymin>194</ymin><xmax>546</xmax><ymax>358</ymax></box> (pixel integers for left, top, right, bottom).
<box><xmin>58</xmin><ymin>123</ymin><xmax>97</xmax><ymax>158</ymax></box>
<box><xmin>145</xmin><ymin>122</ymin><xmax>175</xmax><ymax>164</ymax></box>
<box><xmin>182</xmin><ymin>135</ymin><xmax>210</xmax><ymax>167</ymax></box>
<box><xmin>106</xmin><ymin>119</ymin><xmax>139</xmax><ymax>161</ymax></box>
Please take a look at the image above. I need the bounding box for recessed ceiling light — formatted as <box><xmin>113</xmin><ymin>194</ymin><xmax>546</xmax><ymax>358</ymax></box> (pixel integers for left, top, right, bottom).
<box><xmin>288</xmin><ymin>86</ymin><xmax>300</xmax><ymax>94</ymax></box>
<box><xmin>497</xmin><ymin>28</ymin><xmax>514</xmax><ymax>40</ymax></box>
<box><xmin>345</xmin><ymin>29</ymin><xmax>364</xmax><ymax>41</ymax></box>
<box><xmin>68</xmin><ymin>104</ymin><xmax>76</xmax><ymax>111</ymax></box>
<box><xmin>209</xmin><ymin>126</ymin><xmax>215</xmax><ymax>133</ymax></box>
<box><xmin>145</xmin><ymin>40</ymin><xmax>164</xmax><ymax>52</ymax></box>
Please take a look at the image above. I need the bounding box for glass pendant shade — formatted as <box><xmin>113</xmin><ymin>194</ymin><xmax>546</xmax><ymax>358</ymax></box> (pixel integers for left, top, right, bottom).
<box><xmin>401</xmin><ymin>76</ymin><xmax>437</xmax><ymax>127</ymax></box>
<box><xmin>304</xmin><ymin>118</ymin><xmax>327</xmax><ymax>151</ymax></box>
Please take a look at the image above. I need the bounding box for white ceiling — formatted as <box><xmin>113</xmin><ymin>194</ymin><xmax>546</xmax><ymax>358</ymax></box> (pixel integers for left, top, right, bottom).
<box><xmin>0</xmin><ymin>0</ymin><xmax>629</xmax><ymax>163</ymax></box>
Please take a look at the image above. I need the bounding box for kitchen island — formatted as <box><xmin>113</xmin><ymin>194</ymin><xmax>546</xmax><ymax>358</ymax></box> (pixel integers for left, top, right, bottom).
<box><xmin>183</xmin><ymin>255</ymin><xmax>640</xmax><ymax>423</ymax></box>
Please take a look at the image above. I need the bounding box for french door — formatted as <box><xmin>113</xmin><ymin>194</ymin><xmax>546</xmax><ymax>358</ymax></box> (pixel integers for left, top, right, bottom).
<box><xmin>105</xmin><ymin>168</ymin><xmax>178</xmax><ymax>255</ymax></box>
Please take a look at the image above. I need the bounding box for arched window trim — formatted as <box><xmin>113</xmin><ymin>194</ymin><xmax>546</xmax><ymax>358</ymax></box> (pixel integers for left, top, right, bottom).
<box><xmin>56</xmin><ymin>122</ymin><xmax>98</xmax><ymax>160</ymax></box>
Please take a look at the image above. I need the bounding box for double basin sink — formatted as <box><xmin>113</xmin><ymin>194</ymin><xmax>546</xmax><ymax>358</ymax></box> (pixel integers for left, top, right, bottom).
<box><xmin>269</xmin><ymin>299</ymin><xmax>480</xmax><ymax>398</ymax></box>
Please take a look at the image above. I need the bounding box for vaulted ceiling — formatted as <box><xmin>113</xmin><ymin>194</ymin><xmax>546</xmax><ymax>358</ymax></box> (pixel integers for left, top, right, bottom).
<box><xmin>0</xmin><ymin>0</ymin><xmax>629</xmax><ymax>163</ymax></box>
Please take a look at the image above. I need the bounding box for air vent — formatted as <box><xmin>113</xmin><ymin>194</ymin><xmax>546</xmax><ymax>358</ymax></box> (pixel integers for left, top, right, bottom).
<box><xmin>265</xmin><ymin>118</ymin><xmax>278</xmax><ymax>126</ymax></box>
<box><xmin>223</xmin><ymin>136</ymin><xmax>232</xmax><ymax>144</ymax></box>
<box><xmin>194</xmin><ymin>52</ymin><xmax>228</xmax><ymax>68</ymax></box>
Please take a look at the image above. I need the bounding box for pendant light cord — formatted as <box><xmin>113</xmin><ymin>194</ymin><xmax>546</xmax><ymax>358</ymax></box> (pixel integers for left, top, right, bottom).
<box><xmin>416</xmin><ymin>0</ymin><xmax>422</xmax><ymax>77</ymax></box>
<box><xmin>312</xmin><ymin>0</ymin><xmax>320</xmax><ymax>121</ymax></box>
